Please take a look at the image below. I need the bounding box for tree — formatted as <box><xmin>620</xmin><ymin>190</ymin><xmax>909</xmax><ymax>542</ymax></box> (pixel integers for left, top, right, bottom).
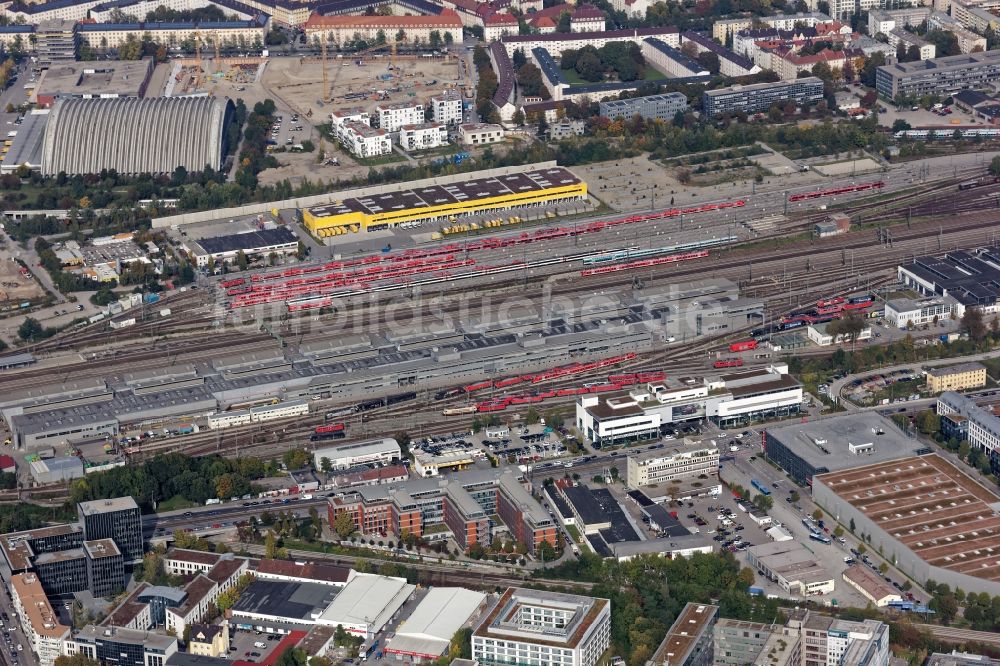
<box><xmin>236</xmin><ymin>249</ymin><xmax>249</xmax><ymax>271</ymax></box>
<box><xmin>812</xmin><ymin>508</ymin><xmax>823</xmax><ymax>521</ymax></box>
<box><xmin>990</xmin><ymin>155</ymin><xmax>1000</xmax><ymax>178</ymax></box>
<box><xmin>916</xmin><ymin>410</ymin><xmax>940</xmax><ymax>434</ymax></box>
<box><xmin>833</xmin><ymin>525</ymin><xmax>844</xmax><ymax>538</ymax></box>
<box><xmin>878</xmin><ymin>562</ymin><xmax>888</xmax><ymax>574</ymax></box>
<box><xmin>962</xmin><ymin>307</ymin><xmax>987</xmax><ymax>344</ymax></box>
<box><xmin>789</xmin><ymin>490</ymin><xmax>800</xmax><ymax>504</ymax></box>
<box><xmin>333</xmin><ymin>511</ymin><xmax>356</xmax><ymax>539</ymax></box>
<box><xmin>697</xmin><ymin>51</ymin><xmax>720</xmax><ymax>75</ymax></box>
<box><xmin>512</xmin><ymin>109</ymin><xmax>525</xmax><ymax>126</ymax></box>
<box><xmin>849</xmin><ymin>517</ymin><xmax>856</xmax><ymax>533</ymax></box>
<box><xmin>55</xmin><ymin>656</ymin><xmax>101</xmax><ymax>666</ymax></box>
<box><xmin>17</xmin><ymin>317</ymin><xmax>47</xmax><ymax>342</ymax></box>
<box><xmin>556</xmin><ymin>10</ymin><xmax>571</xmax><ymax>33</ymax></box>
<box><xmin>512</xmin><ymin>47</ymin><xmax>527</xmax><ymax>69</ymax></box>
<box><xmin>264</xmin><ymin>530</ymin><xmax>280</xmax><ymax>559</ymax></box>
<box><xmin>282</xmin><ymin>448</ymin><xmax>312</xmax><ymax>470</ymax></box>
<box><xmin>320</xmin><ymin>457</ymin><xmax>333</xmax><ymax>473</ymax></box>
<box><xmin>525</xmin><ymin>408</ymin><xmax>540</xmax><ymax>425</ymax></box>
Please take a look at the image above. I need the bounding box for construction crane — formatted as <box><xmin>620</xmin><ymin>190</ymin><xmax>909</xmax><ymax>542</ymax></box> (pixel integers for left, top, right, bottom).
<box><xmin>321</xmin><ymin>39</ymin><xmax>328</xmax><ymax>101</ymax></box>
<box><xmin>214</xmin><ymin>31</ymin><xmax>221</xmax><ymax>74</ymax></box>
<box><xmin>193</xmin><ymin>29</ymin><xmax>202</xmax><ymax>91</ymax></box>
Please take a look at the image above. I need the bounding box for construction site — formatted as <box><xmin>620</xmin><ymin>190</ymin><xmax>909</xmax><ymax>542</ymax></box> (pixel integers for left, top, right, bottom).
<box><xmin>260</xmin><ymin>48</ymin><xmax>465</xmax><ymax>121</ymax></box>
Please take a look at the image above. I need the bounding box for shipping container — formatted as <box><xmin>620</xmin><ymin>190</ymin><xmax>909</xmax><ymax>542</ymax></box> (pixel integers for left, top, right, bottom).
<box><xmin>143</xmin><ymin>293</ymin><xmax>161</xmax><ymax>304</ymax></box>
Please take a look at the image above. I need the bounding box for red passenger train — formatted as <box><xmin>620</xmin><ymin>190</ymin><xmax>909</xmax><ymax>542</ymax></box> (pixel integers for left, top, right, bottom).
<box><xmin>787</xmin><ymin>182</ymin><xmax>884</xmax><ymax>203</ymax></box>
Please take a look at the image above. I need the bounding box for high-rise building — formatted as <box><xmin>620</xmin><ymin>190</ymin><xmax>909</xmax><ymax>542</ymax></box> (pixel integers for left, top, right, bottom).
<box><xmin>84</xmin><ymin>539</ymin><xmax>125</xmax><ymax>598</ymax></box>
<box><xmin>78</xmin><ymin>497</ymin><xmax>143</xmax><ymax>563</ymax></box>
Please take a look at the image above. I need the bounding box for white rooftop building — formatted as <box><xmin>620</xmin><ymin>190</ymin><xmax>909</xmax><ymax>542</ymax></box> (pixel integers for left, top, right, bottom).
<box><xmin>317</xmin><ymin>572</ymin><xmax>416</xmax><ymax>640</ymax></box>
<box><xmin>385</xmin><ymin>588</ymin><xmax>487</xmax><ymax>662</ymax></box>
<box><xmin>313</xmin><ymin>438</ymin><xmax>401</xmax><ymax>470</ymax></box>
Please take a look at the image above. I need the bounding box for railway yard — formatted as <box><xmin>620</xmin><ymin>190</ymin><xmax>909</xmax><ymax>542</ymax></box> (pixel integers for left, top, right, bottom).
<box><xmin>0</xmin><ymin>154</ymin><xmax>998</xmax><ymax>473</ymax></box>
<box><xmin>0</xmin><ymin>140</ymin><xmax>1000</xmax><ymax>666</ymax></box>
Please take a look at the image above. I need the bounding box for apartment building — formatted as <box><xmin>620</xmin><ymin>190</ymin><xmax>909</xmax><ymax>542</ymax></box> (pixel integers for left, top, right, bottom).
<box><xmin>399</xmin><ymin>122</ymin><xmax>448</xmax><ymax>151</ymax></box>
<box><xmin>340</xmin><ymin>121</ymin><xmax>392</xmax><ymax>158</ymax></box>
<box><xmin>626</xmin><ymin>445</ymin><xmax>720</xmax><ymax>488</ymax></box>
<box><xmin>877</xmin><ymin>50</ymin><xmax>1000</xmax><ymax>99</ymax></box>
<box><xmin>76</xmin><ymin>15</ymin><xmax>268</xmax><ymax>51</ymax></box>
<box><xmin>459</xmin><ymin>122</ymin><xmax>504</xmax><ymax>145</ymax></box>
<box><xmin>796</xmin><ymin>614</ymin><xmax>889</xmax><ymax>666</ymax></box>
<box><xmin>702</xmin><ymin>77</ymin><xmax>824</xmax><ymax>117</ymax></box>
<box><xmin>887</xmin><ymin>28</ymin><xmax>936</xmax><ymax>59</ymax></box>
<box><xmin>472</xmin><ymin>588</ymin><xmax>611</xmax><ymax>666</ymax></box>
<box><xmin>925</xmin><ymin>362</ymin><xmax>988</xmax><ymax>393</ymax></box>
<box><xmin>428</xmin><ymin>89</ymin><xmax>463</xmax><ymax>125</ymax></box>
<box><xmin>9</xmin><ymin>573</ymin><xmax>70</xmax><ymax>666</ymax></box>
<box><xmin>301</xmin><ymin>10</ymin><xmax>463</xmax><ymax>46</ymax></box>
<box><xmin>649</xmin><ymin>603</ymin><xmax>717</xmax><ymax>666</ymax></box>
<box><xmin>374</xmin><ymin>101</ymin><xmax>425</xmax><ymax>132</ymax></box>
<box><xmin>599</xmin><ymin>92</ymin><xmax>688</xmax><ymax>121</ymax></box>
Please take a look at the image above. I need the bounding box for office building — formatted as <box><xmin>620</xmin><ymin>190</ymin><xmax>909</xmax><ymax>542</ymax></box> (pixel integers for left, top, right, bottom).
<box><xmin>813</xmin><ymin>453</ymin><xmax>1000</xmax><ymax>597</ymax></box>
<box><xmin>925</xmin><ymin>362</ymin><xmax>988</xmax><ymax>393</ymax></box>
<box><xmin>703</xmin><ymin>77</ymin><xmax>824</xmax><ymax>117</ymax></box>
<box><xmin>9</xmin><ymin>573</ymin><xmax>70</xmax><ymax>666</ymax></box>
<box><xmin>884</xmin><ymin>296</ymin><xmax>957</xmax><ymax>328</ymax></box>
<box><xmin>877</xmin><ymin>50</ymin><xmax>1000</xmax><ymax>99</ymax></box>
<box><xmin>599</xmin><ymin>92</ymin><xmax>688</xmax><ymax>121</ymax></box>
<box><xmin>796</xmin><ymin>614</ymin><xmax>889</xmax><ymax>666</ymax></box>
<box><xmin>648</xmin><ymin>603</ymin><xmax>717</xmax><ymax>666</ymax></box>
<box><xmin>32</xmin><ymin>549</ymin><xmax>88</xmax><ymax>596</ymax></box>
<box><xmin>84</xmin><ymin>539</ymin><xmax>125</xmax><ymax>598</ymax></box>
<box><xmin>926</xmin><ymin>652</ymin><xmax>1000</xmax><ymax>666</ymax></box>
<box><xmin>938</xmin><ymin>391</ymin><xmax>1000</xmax><ymax>473</ymax></box>
<box><xmin>78</xmin><ymin>496</ymin><xmax>143</xmax><ymax>562</ymax></box>
<box><xmin>762</xmin><ymin>412</ymin><xmax>928</xmax><ymax>485</ymax></box>
<box><xmin>472</xmin><ymin>588</ymin><xmax>611</xmax><ymax>666</ymax></box>
<box><xmin>626</xmin><ymin>444</ymin><xmax>719</xmax><ymax>488</ymax></box>
<box><xmin>66</xmin><ymin>625</ymin><xmax>178</xmax><ymax>666</ymax></box>
<box><xmin>713</xmin><ymin>620</ymin><xmax>781</xmax><ymax>666</ymax></box>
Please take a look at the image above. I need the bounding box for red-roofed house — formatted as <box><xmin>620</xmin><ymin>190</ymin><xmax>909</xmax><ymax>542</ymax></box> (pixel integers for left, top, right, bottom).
<box><xmin>302</xmin><ymin>10</ymin><xmax>462</xmax><ymax>45</ymax></box>
<box><xmin>484</xmin><ymin>11</ymin><xmax>518</xmax><ymax>41</ymax></box>
<box><xmin>773</xmin><ymin>47</ymin><xmax>853</xmax><ymax>80</ymax></box>
<box><xmin>532</xmin><ymin>15</ymin><xmax>556</xmax><ymax>32</ymax></box>
<box><xmin>570</xmin><ymin>4</ymin><xmax>605</xmax><ymax>31</ymax></box>
<box><xmin>0</xmin><ymin>456</ymin><xmax>15</xmax><ymax>474</ymax></box>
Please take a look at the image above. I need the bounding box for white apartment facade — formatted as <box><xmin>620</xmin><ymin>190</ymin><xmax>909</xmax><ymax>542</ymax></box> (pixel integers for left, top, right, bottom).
<box><xmin>375</xmin><ymin>101</ymin><xmax>424</xmax><ymax>132</ymax></box>
<box><xmin>341</xmin><ymin>121</ymin><xmax>392</xmax><ymax>157</ymax></box>
<box><xmin>399</xmin><ymin>122</ymin><xmax>448</xmax><ymax>151</ymax></box>
<box><xmin>459</xmin><ymin>122</ymin><xmax>504</xmax><ymax>145</ymax></box>
<box><xmin>429</xmin><ymin>90</ymin><xmax>463</xmax><ymax>125</ymax></box>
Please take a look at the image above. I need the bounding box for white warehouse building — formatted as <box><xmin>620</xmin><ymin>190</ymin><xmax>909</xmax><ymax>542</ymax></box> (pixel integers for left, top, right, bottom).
<box><xmin>313</xmin><ymin>438</ymin><xmax>401</xmax><ymax>470</ymax></box>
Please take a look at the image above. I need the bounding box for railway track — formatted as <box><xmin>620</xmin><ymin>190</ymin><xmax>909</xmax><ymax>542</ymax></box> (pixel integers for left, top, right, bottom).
<box><xmin>238</xmin><ymin>543</ymin><xmax>593</xmax><ymax>591</ymax></box>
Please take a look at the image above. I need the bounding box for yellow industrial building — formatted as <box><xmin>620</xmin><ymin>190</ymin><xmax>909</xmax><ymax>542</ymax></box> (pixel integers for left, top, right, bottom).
<box><xmin>925</xmin><ymin>362</ymin><xmax>988</xmax><ymax>394</ymax></box>
<box><xmin>302</xmin><ymin>167</ymin><xmax>587</xmax><ymax>238</ymax></box>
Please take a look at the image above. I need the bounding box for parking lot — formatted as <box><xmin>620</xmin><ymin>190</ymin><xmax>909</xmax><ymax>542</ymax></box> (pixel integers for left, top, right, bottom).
<box><xmin>228</xmin><ymin>627</ymin><xmax>286</xmax><ymax>662</ymax></box>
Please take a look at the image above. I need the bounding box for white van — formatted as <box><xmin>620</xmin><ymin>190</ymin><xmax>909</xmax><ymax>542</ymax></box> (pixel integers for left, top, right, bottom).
<box><xmin>254</xmin><ymin>642</ymin><xmax>267</xmax><ymax>649</ymax></box>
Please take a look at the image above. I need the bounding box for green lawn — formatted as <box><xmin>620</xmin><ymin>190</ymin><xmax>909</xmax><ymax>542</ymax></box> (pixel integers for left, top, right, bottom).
<box><xmin>558</xmin><ymin>64</ymin><xmax>666</xmax><ymax>85</ymax></box>
<box><xmin>158</xmin><ymin>495</ymin><xmax>200</xmax><ymax>512</ymax></box>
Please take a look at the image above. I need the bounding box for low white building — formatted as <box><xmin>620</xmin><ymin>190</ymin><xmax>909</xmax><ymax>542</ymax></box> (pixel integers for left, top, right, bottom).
<box><xmin>340</xmin><ymin>121</ymin><xmax>392</xmax><ymax>158</ymax></box>
<box><xmin>399</xmin><ymin>122</ymin><xmax>448</xmax><ymax>151</ymax></box>
<box><xmin>428</xmin><ymin>89</ymin><xmax>464</xmax><ymax>125</ymax></box>
<box><xmin>884</xmin><ymin>296</ymin><xmax>957</xmax><ymax>328</ymax></box>
<box><xmin>317</xmin><ymin>572</ymin><xmax>415</xmax><ymax>640</ymax></box>
<box><xmin>747</xmin><ymin>541</ymin><xmax>836</xmax><ymax>597</ymax></box>
<box><xmin>374</xmin><ymin>101</ymin><xmax>424</xmax><ymax>133</ymax></box>
<box><xmin>460</xmin><ymin>122</ymin><xmax>504</xmax><ymax>145</ymax></box>
<box><xmin>626</xmin><ymin>444</ymin><xmax>719</xmax><ymax>488</ymax></box>
<box><xmin>248</xmin><ymin>399</ymin><xmax>309</xmax><ymax>423</ymax></box>
<box><xmin>806</xmin><ymin>322</ymin><xmax>873</xmax><ymax>346</ymax></box>
<box><xmin>313</xmin><ymin>438</ymin><xmax>401</xmax><ymax>470</ymax></box>
<box><xmin>385</xmin><ymin>588</ymin><xmax>487</xmax><ymax>662</ymax></box>
<box><xmin>207</xmin><ymin>410</ymin><xmax>252</xmax><ymax>430</ymax></box>
<box><xmin>330</xmin><ymin>108</ymin><xmax>371</xmax><ymax>139</ymax></box>
<box><xmin>842</xmin><ymin>566</ymin><xmax>903</xmax><ymax>607</ymax></box>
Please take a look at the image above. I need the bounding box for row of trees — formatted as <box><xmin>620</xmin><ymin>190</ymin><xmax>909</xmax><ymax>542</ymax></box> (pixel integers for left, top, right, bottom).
<box><xmin>543</xmin><ymin>552</ymin><xmax>782</xmax><ymax>666</ymax></box>
<box><xmin>69</xmin><ymin>452</ymin><xmax>279</xmax><ymax>510</ymax></box>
